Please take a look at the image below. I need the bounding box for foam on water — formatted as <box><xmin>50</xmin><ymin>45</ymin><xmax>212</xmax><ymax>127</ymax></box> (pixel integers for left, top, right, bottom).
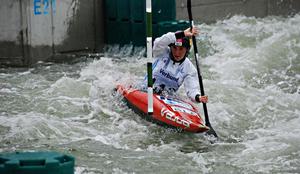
<box><xmin>0</xmin><ymin>14</ymin><xmax>300</xmax><ymax>173</ymax></box>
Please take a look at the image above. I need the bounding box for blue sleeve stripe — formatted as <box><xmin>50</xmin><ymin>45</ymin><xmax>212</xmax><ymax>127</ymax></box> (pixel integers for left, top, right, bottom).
<box><xmin>152</xmin><ymin>59</ymin><xmax>159</xmax><ymax>69</ymax></box>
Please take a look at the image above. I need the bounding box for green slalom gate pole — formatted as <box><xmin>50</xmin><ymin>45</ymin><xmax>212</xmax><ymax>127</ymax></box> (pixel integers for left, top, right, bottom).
<box><xmin>146</xmin><ymin>0</ymin><xmax>153</xmax><ymax>115</ymax></box>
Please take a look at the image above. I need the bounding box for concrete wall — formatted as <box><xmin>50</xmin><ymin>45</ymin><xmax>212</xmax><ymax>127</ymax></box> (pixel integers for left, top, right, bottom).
<box><xmin>176</xmin><ymin>0</ymin><xmax>300</xmax><ymax>23</ymax></box>
<box><xmin>0</xmin><ymin>0</ymin><xmax>24</xmax><ymax>65</ymax></box>
<box><xmin>1</xmin><ymin>0</ymin><xmax>300</xmax><ymax>66</ymax></box>
<box><xmin>0</xmin><ymin>0</ymin><xmax>104</xmax><ymax>66</ymax></box>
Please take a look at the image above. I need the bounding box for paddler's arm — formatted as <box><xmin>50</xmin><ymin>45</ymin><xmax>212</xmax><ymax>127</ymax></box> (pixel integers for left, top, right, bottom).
<box><xmin>185</xmin><ymin>77</ymin><xmax>209</xmax><ymax>103</ymax></box>
<box><xmin>153</xmin><ymin>32</ymin><xmax>174</xmax><ymax>57</ymax></box>
<box><xmin>153</xmin><ymin>32</ymin><xmax>185</xmax><ymax>57</ymax></box>
<box><xmin>184</xmin><ymin>62</ymin><xmax>208</xmax><ymax>103</ymax></box>
<box><xmin>195</xmin><ymin>94</ymin><xmax>208</xmax><ymax>103</ymax></box>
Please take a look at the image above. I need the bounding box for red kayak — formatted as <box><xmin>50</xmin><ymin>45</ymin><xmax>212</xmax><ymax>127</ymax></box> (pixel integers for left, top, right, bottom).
<box><xmin>116</xmin><ymin>84</ymin><xmax>210</xmax><ymax>133</ymax></box>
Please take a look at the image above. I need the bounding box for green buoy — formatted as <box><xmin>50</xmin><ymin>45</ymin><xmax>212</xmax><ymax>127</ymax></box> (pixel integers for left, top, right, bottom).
<box><xmin>0</xmin><ymin>151</ymin><xmax>75</xmax><ymax>174</ymax></box>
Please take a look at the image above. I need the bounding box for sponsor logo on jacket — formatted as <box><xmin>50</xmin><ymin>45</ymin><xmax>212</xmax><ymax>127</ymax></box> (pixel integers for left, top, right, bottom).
<box><xmin>159</xmin><ymin>69</ymin><xmax>179</xmax><ymax>82</ymax></box>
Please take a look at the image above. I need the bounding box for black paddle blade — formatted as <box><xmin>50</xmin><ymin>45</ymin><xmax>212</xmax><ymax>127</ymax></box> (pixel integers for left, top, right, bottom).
<box><xmin>206</xmin><ymin>125</ymin><xmax>218</xmax><ymax>138</ymax></box>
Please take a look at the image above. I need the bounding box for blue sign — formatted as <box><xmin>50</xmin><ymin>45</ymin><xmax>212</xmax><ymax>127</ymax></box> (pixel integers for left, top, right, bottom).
<box><xmin>34</xmin><ymin>0</ymin><xmax>56</xmax><ymax>15</ymax></box>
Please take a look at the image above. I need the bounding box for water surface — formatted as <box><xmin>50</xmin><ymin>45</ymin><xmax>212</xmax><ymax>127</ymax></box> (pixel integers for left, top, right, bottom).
<box><xmin>1</xmin><ymin>14</ymin><xmax>300</xmax><ymax>174</ymax></box>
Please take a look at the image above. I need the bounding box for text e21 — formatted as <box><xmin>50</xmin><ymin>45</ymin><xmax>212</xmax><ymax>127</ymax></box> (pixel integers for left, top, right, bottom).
<box><xmin>34</xmin><ymin>0</ymin><xmax>56</xmax><ymax>15</ymax></box>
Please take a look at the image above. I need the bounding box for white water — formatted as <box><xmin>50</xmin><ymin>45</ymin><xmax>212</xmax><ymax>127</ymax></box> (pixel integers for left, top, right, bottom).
<box><xmin>0</xmin><ymin>15</ymin><xmax>300</xmax><ymax>173</ymax></box>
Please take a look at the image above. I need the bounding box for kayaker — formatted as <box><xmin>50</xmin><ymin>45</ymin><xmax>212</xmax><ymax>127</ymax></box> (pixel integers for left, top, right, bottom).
<box><xmin>144</xmin><ymin>27</ymin><xmax>208</xmax><ymax>103</ymax></box>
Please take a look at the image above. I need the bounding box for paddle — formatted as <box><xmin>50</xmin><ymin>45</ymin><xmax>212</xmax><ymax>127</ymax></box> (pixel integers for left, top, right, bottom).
<box><xmin>187</xmin><ymin>0</ymin><xmax>218</xmax><ymax>138</ymax></box>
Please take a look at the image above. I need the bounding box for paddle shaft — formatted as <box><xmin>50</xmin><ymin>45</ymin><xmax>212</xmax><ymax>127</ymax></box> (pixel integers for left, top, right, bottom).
<box><xmin>187</xmin><ymin>0</ymin><xmax>218</xmax><ymax>137</ymax></box>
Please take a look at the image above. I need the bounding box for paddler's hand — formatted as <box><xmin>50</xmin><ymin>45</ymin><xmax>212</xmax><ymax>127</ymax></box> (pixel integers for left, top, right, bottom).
<box><xmin>184</xmin><ymin>27</ymin><xmax>199</xmax><ymax>37</ymax></box>
<box><xmin>198</xmin><ymin>95</ymin><xmax>208</xmax><ymax>103</ymax></box>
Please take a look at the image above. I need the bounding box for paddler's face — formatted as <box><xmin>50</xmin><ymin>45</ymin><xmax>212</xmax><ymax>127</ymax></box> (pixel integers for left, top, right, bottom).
<box><xmin>171</xmin><ymin>46</ymin><xmax>187</xmax><ymax>61</ymax></box>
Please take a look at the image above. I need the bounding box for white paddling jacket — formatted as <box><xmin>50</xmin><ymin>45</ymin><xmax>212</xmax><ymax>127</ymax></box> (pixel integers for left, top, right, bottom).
<box><xmin>144</xmin><ymin>32</ymin><xmax>201</xmax><ymax>102</ymax></box>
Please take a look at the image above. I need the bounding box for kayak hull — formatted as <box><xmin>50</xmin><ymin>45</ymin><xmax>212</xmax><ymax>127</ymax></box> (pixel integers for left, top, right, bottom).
<box><xmin>116</xmin><ymin>85</ymin><xmax>209</xmax><ymax>133</ymax></box>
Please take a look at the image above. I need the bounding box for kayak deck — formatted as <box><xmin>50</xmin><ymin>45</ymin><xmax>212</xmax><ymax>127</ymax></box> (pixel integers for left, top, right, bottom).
<box><xmin>116</xmin><ymin>85</ymin><xmax>209</xmax><ymax>133</ymax></box>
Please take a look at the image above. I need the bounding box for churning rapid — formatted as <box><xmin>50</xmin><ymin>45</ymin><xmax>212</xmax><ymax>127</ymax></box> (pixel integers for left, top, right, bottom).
<box><xmin>1</xmin><ymin>14</ymin><xmax>299</xmax><ymax>173</ymax></box>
